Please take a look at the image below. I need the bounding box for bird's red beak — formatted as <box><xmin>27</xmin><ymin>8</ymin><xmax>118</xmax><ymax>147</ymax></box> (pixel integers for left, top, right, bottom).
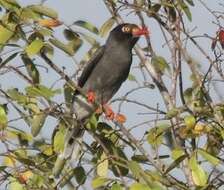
<box><xmin>132</xmin><ymin>26</ymin><xmax>149</xmax><ymax>37</ymax></box>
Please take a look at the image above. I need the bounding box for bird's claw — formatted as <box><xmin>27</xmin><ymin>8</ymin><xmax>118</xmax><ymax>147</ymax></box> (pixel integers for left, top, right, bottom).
<box><xmin>95</xmin><ymin>104</ymin><xmax>127</xmax><ymax>124</ymax></box>
<box><xmin>103</xmin><ymin>105</ymin><xmax>115</xmax><ymax>120</ymax></box>
<box><xmin>87</xmin><ymin>90</ymin><xmax>96</xmax><ymax>104</ymax></box>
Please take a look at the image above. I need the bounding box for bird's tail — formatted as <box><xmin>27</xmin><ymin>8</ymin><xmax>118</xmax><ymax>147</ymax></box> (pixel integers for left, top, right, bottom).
<box><xmin>53</xmin><ymin>126</ymin><xmax>84</xmax><ymax>177</ymax></box>
<box><xmin>53</xmin><ymin>94</ymin><xmax>94</xmax><ymax>177</ymax></box>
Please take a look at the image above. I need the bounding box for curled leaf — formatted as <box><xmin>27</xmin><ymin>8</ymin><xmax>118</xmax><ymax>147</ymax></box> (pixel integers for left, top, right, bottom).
<box><xmin>38</xmin><ymin>19</ymin><xmax>62</xmax><ymax>28</ymax></box>
<box><xmin>74</xmin><ymin>20</ymin><xmax>99</xmax><ymax>34</ymax></box>
<box><xmin>25</xmin><ymin>39</ymin><xmax>44</xmax><ymax>57</ymax></box>
<box><xmin>99</xmin><ymin>18</ymin><xmax>115</xmax><ymax>37</ymax></box>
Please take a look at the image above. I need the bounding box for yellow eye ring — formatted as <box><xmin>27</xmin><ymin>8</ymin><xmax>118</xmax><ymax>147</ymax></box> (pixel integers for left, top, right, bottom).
<box><xmin>122</xmin><ymin>26</ymin><xmax>131</xmax><ymax>33</ymax></box>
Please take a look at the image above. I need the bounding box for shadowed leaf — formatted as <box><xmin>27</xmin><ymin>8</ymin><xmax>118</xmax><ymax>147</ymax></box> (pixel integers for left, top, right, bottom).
<box><xmin>28</xmin><ymin>5</ymin><xmax>58</xmax><ymax>18</ymax></box>
<box><xmin>74</xmin><ymin>20</ymin><xmax>99</xmax><ymax>34</ymax></box>
<box><xmin>21</xmin><ymin>54</ymin><xmax>40</xmax><ymax>84</ymax></box>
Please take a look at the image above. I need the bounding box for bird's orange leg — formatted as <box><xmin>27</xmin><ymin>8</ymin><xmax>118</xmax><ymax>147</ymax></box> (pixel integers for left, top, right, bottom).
<box><xmin>87</xmin><ymin>90</ymin><xmax>96</xmax><ymax>104</ymax></box>
<box><xmin>102</xmin><ymin>104</ymin><xmax>115</xmax><ymax>121</ymax></box>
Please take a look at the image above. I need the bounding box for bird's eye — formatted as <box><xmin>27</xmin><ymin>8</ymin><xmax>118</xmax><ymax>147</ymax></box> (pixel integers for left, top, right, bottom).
<box><xmin>122</xmin><ymin>26</ymin><xmax>131</xmax><ymax>33</ymax></box>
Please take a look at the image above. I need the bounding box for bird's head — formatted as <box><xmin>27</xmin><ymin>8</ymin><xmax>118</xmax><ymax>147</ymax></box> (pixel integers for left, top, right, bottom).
<box><xmin>108</xmin><ymin>23</ymin><xmax>149</xmax><ymax>48</ymax></box>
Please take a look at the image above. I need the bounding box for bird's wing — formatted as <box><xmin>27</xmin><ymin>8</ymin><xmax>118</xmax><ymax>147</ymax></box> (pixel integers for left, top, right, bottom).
<box><xmin>78</xmin><ymin>46</ymin><xmax>105</xmax><ymax>87</ymax></box>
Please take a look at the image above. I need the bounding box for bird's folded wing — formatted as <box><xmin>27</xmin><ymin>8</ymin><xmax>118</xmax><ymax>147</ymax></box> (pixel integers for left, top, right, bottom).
<box><xmin>78</xmin><ymin>46</ymin><xmax>105</xmax><ymax>87</ymax></box>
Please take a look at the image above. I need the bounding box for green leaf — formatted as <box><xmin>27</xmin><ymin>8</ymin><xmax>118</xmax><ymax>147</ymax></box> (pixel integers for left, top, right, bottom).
<box><xmin>25</xmin><ymin>39</ymin><xmax>44</xmax><ymax>57</ymax></box>
<box><xmin>183</xmin><ymin>88</ymin><xmax>193</xmax><ymax>103</ymax></box>
<box><xmin>92</xmin><ymin>177</ymin><xmax>109</xmax><ymax>189</ymax></box>
<box><xmin>53</xmin><ymin>156</ymin><xmax>66</xmax><ymax>177</ymax></box>
<box><xmin>67</xmin><ymin>39</ymin><xmax>83</xmax><ymax>54</ymax></box>
<box><xmin>86</xmin><ymin>114</ymin><xmax>98</xmax><ymax>131</ymax></box>
<box><xmin>99</xmin><ymin>17</ymin><xmax>115</xmax><ymax>37</ymax></box>
<box><xmin>49</xmin><ymin>37</ymin><xmax>82</xmax><ymax>56</ymax></box>
<box><xmin>171</xmin><ymin>148</ymin><xmax>185</xmax><ymax>160</ymax></box>
<box><xmin>63</xmin><ymin>29</ymin><xmax>80</xmax><ymax>41</ymax></box>
<box><xmin>150</xmin><ymin>4</ymin><xmax>161</xmax><ymax>13</ymax></box>
<box><xmin>97</xmin><ymin>151</ymin><xmax>108</xmax><ymax>177</ymax></box>
<box><xmin>165</xmin><ymin>154</ymin><xmax>187</xmax><ymax>174</ymax></box>
<box><xmin>37</xmin><ymin>28</ymin><xmax>53</xmax><ymax>36</ymax></box>
<box><xmin>128</xmin><ymin>161</ymin><xmax>142</xmax><ymax>179</ymax></box>
<box><xmin>167</xmin><ymin>7</ymin><xmax>177</xmax><ymax>23</ymax></box>
<box><xmin>111</xmin><ymin>183</ymin><xmax>123</xmax><ymax>190</ymax></box>
<box><xmin>189</xmin><ymin>154</ymin><xmax>208</xmax><ymax>186</ymax></box>
<box><xmin>4</xmin><ymin>0</ymin><xmax>20</xmax><ymax>7</ymax></box>
<box><xmin>59</xmin><ymin>166</ymin><xmax>86</xmax><ymax>187</ymax></box>
<box><xmin>31</xmin><ymin>112</ymin><xmax>47</xmax><ymax>137</ymax></box>
<box><xmin>147</xmin><ymin>124</ymin><xmax>168</xmax><ymax>148</ymax></box>
<box><xmin>28</xmin><ymin>5</ymin><xmax>58</xmax><ymax>18</ymax></box>
<box><xmin>9</xmin><ymin>177</ymin><xmax>25</xmax><ymax>190</ymax></box>
<box><xmin>30</xmin><ymin>174</ymin><xmax>45</xmax><ymax>188</ymax></box>
<box><xmin>0</xmin><ymin>52</ymin><xmax>18</xmax><ymax>70</ymax></box>
<box><xmin>130</xmin><ymin>183</ymin><xmax>152</xmax><ymax>190</ymax></box>
<box><xmin>24</xmin><ymin>97</ymin><xmax>39</xmax><ymax>113</ymax></box>
<box><xmin>0</xmin><ymin>0</ymin><xmax>20</xmax><ymax>12</ymax></box>
<box><xmin>151</xmin><ymin>55</ymin><xmax>170</xmax><ymax>75</ymax></box>
<box><xmin>28</xmin><ymin>31</ymin><xmax>44</xmax><ymax>42</ymax></box>
<box><xmin>73</xmin><ymin>166</ymin><xmax>86</xmax><ymax>185</ymax></box>
<box><xmin>25</xmin><ymin>85</ymin><xmax>61</xmax><ymax>100</ymax></box>
<box><xmin>74</xmin><ymin>20</ymin><xmax>99</xmax><ymax>34</ymax></box>
<box><xmin>111</xmin><ymin>147</ymin><xmax>129</xmax><ymax>177</ymax></box>
<box><xmin>198</xmin><ymin>149</ymin><xmax>220</xmax><ymax>166</ymax></box>
<box><xmin>184</xmin><ymin>115</ymin><xmax>196</xmax><ymax>129</ymax></box>
<box><xmin>21</xmin><ymin>54</ymin><xmax>40</xmax><ymax>84</ymax></box>
<box><xmin>53</xmin><ymin>122</ymin><xmax>66</xmax><ymax>153</ymax></box>
<box><xmin>80</xmin><ymin>32</ymin><xmax>98</xmax><ymax>45</ymax></box>
<box><xmin>0</xmin><ymin>104</ymin><xmax>7</xmax><ymax>129</ymax></box>
<box><xmin>177</xmin><ymin>0</ymin><xmax>192</xmax><ymax>21</ymax></box>
<box><xmin>131</xmin><ymin>154</ymin><xmax>148</xmax><ymax>163</ymax></box>
<box><xmin>64</xmin><ymin>83</ymin><xmax>74</xmax><ymax>108</ymax></box>
<box><xmin>59</xmin><ymin>169</ymin><xmax>76</xmax><ymax>187</ymax></box>
<box><xmin>191</xmin><ymin>165</ymin><xmax>207</xmax><ymax>187</ymax></box>
<box><xmin>20</xmin><ymin>7</ymin><xmax>41</xmax><ymax>21</ymax></box>
<box><xmin>41</xmin><ymin>43</ymin><xmax>54</xmax><ymax>58</ymax></box>
<box><xmin>185</xmin><ymin>0</ymin><xmax>194</xmax><ymax>6</ymax></box>
<box><xmin>165</xmin><ymin>107</ymin><xmax>179</xmax><ymax>119</ymax></box>
<box><xmin>0</xmin><ymin>24</ymin><xmax>15</xmax><ymax>49</ymax></box>
<box><xmin>97</xmin><ymin>122</ymin><xmax>118</xmax><ymax>143</ymax></box>
<box><xmin>38</xmin><ymin>144</ymin><xmax>53</xmax><ymax>156</ymax></box>
<box><xmin>7</xmin><ymin>88</ymin><xmax>27</xmax><ymax>104</ymax></box>
<box><xmin>0</xmin><ymin>166</ymin><xmax>7</xmax><ymax>172</ymax></box>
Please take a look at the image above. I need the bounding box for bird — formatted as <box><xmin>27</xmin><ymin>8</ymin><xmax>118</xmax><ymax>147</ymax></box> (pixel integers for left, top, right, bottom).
<box><xmin>53</xmin><ymin>23</ymin><xmax>149</xmax><ymax>176</ymax></box>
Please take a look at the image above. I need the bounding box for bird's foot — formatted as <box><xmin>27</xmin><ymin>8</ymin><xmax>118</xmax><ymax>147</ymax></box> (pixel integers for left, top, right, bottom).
<box><xmin>87</xmin><ymin>90</ymin><xmax>96</xmax><ymax>104</ymax></box>
<box><xmin>98</xmin><ymin>105</ymin><xmax>126</xmax><ymax>124</ymax></box>
<box><xmin>103</xmin><ymin>104</ymin><xmax>115</xmax><ymax>120</ymax></box>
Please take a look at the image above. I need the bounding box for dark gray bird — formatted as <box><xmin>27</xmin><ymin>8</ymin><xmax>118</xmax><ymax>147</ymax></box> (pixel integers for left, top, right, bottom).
<box><xmin>53</xmin><ymin>23</ymin><xmax>149</xmax><ymax>175</ymax></box>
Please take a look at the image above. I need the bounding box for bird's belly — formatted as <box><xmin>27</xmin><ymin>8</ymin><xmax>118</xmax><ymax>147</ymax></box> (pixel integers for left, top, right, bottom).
<box><xmin>85</xmin><ymin>63</ymin><xmax>130</xmax><ymax>103</ymax></box>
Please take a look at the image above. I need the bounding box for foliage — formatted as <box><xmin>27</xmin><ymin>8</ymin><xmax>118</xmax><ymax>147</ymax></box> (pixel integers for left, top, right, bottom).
<box><xmin>0</xmin><ymin>0</ymin><xmax>224</xmax><ymax>189</ymax></box>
